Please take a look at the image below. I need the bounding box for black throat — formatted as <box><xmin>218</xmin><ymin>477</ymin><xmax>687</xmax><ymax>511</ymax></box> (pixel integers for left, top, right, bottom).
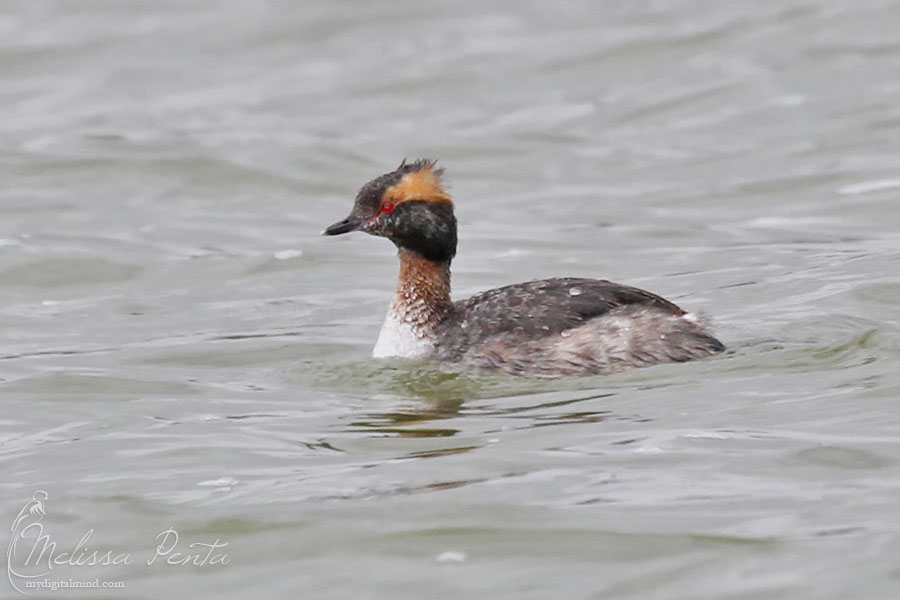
<box><xmin>389</xmin><ymin>202</ymin><xmax>457</xmax><ymax>263</ymax></box>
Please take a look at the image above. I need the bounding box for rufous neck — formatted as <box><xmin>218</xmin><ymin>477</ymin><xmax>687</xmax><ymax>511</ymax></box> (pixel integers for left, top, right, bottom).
<box><xmin>392</xmin><ymin>248</ymin><xmax>453</xmax><ymax>328</ymax></box>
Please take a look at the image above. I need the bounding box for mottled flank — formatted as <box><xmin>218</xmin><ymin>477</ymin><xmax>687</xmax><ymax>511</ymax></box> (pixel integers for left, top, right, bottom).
<box><xmin>325</xmin><ymin>161</ymin><xmax>725</xmax><ymax>377</ymax></box>
<box><xmin>433</xmin><ymin>278</ymin><xmax>723</xmax><ymax>376</ymax></box>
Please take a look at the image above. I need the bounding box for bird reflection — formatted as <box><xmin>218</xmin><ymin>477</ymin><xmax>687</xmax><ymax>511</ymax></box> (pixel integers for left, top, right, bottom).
<box><xmin>350</xmin><ymin>396</ymin><xmax>465</xmax><ymax>438</ymax></box>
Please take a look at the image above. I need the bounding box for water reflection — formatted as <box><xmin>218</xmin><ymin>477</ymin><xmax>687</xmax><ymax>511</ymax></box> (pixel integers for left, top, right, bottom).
<box><xmin>349</xmin><ymin>397</ymin><xmax>465</xmax><ymax>438</ymax></box>
<box><xmin>347</xmin><ymin>390</ymin><xmax>640</xmax><ymax>440</ymax></box>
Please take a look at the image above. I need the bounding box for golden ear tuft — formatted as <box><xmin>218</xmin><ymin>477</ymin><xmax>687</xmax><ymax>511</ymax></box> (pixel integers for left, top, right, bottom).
<box><xmin>386</xmin><ymin>160</ymin><xmax>451</xmax><ymax>205</ymax></box>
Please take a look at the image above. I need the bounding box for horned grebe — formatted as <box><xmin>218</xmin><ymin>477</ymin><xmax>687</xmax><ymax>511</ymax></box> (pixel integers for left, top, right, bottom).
<box><xmin>324</xmin><ymin>159</ymin><xmax>724</xmax><ymax>376</ymax></box>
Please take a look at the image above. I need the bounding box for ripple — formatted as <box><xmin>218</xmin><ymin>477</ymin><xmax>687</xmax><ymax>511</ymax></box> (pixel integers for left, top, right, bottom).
<box><xmin>1</xmin><ymin>257</ymin><xmax>141</xmax><ymax>287</ymax></box>
<box><xmin>838</xmin><ymin>178</ymin><xmax>900</xmax><ymax>195</ymax></box>
<box><xmin>788</xmin><ymin>445</ymin><xmax>893</xmax><ymax>470</ymax></box>
<box><xmin>2</xmin><ymin>371</ymin><xmax>198</xmax><ymax>395</ymax></box>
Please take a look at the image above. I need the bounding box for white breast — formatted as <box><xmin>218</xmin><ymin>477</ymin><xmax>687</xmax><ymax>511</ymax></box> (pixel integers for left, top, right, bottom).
<box><xmin>372</xmin><ymin>310</ymin><xmax>434</xmax><ymax>358</ymax></box>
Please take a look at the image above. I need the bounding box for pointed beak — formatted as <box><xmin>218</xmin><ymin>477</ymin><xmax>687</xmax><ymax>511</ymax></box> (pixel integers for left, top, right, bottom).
<box><xmin>322</xmin><ymin>216</ymin><xmax>364</xmax><ymax>236</ymax></box>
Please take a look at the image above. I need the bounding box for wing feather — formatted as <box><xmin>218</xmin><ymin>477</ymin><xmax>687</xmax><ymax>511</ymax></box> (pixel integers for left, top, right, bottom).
<box><xmin>435</xmin><ymin>277</ymin><xmax>685</xmax><ymax>356</ymax></box>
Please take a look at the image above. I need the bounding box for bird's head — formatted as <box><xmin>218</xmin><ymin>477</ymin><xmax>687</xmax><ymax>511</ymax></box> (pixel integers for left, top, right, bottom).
<box><xmin>323</xmin><ymin>159</ymin><xmax>457</xmax><ymax>262</ymax></box>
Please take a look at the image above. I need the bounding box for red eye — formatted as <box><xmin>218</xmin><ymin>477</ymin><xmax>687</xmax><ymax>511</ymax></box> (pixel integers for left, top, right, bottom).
<box><xmin>380</xmin><ymin>201</ymin><xmax>395</xmax><ymax>213</ymax></box>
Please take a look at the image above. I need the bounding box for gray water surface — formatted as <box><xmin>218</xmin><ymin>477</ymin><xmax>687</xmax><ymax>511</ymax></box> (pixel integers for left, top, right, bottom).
<box><xmin>2</xmin><ymin>1</ymin><xmax>900</xmax><ymax>598</ymax></box>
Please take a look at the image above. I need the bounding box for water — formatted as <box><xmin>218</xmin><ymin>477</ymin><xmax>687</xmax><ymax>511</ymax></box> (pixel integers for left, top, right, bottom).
<box><xmin>2</xmin><ymin>0</ymin><xmax>900</xmax><ymax>597</ymax></box>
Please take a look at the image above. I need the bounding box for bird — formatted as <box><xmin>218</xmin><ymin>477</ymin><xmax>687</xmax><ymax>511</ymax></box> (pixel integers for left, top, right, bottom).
<box><xmin>323</xmin><ymin>159</ymin><xmax>724</xmax><ymax>376</ymax></box>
